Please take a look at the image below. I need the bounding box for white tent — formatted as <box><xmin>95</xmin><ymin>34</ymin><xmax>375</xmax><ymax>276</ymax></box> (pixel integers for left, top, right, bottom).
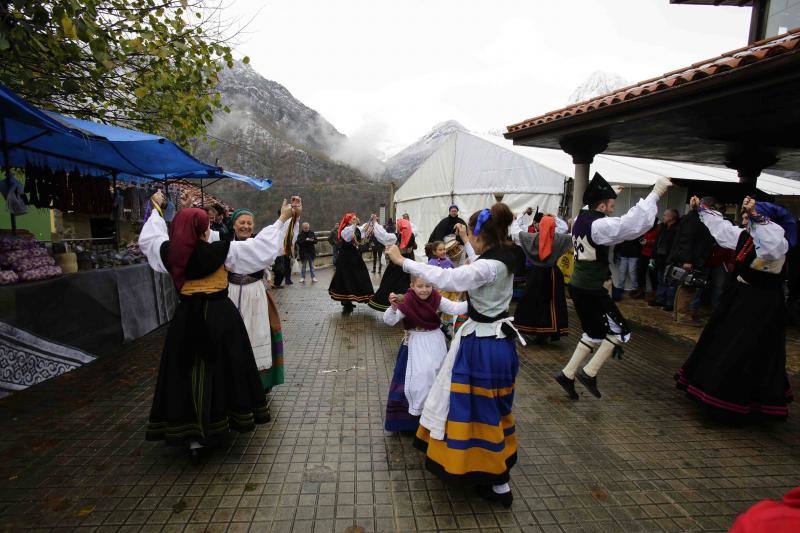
<box><xmin>395</xmin><ymin>132</ymin><xmax>800</xmax><ymax>250</ymax></box>
<box><xmin>394</xmin><ymin>131</ymin><xmax>565</xmax><ymax>252</ymax></box>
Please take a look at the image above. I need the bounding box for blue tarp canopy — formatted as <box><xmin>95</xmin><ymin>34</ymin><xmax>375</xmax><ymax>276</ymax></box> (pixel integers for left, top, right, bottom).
<box><xmin>0</xmin><ymin>83</ymin><xmax>271</xmax><ymax>190</ymax></box>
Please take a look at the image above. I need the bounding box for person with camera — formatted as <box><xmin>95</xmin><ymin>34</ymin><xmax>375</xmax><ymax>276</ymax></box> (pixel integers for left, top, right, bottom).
<box><xmin>665</xmin><ymin>197</ymin><xmax>716</xmax><ymax>325</ymax></box>
<box><xmin>554</xmin><ymin>172</ymin><xmax>671</xmax><ymax>400</ymax></box>
<box><xmin>648</xmin><ymin>209</ymin><xmax>680</xmax><ymax>311</ymax></box>
<box><xmin>676</xmin><ymin>196</ymin><xmax>795</xmax><ymax>420</ymax></box>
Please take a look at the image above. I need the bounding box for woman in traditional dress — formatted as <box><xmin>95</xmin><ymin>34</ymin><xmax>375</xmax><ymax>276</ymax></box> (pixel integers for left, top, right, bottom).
<box><xmin>368</xmin><ymin>218</ymin><xmax>415</xmax><ymax>311</ymax></box>
<box><xmin>512</xmin><ymin>215</ymin><xmax>573</xmax><ymax>343</ymax></box>
<box><xmin>225</xmin><ymin>208</ymin><xmax>291</xmax><ymax>398</ymax></box>
<box><xmin>138</xmin><ymin>192</ymin><xmax>299</xmax><ymax>461</ymax></box>
<box><xmin>385</xmin><ymin>203</ymin><xmax>523</xmax><ymax>508</ymax></box>
<box><xmin>328</xmin><ymin>213</ymin><xmax>374</xmax><ymax>314</ymax></box>
<box><xmin>676</xmin><ymin>196</ymin><xmax>795</xmax><ymax>421</ymax></box>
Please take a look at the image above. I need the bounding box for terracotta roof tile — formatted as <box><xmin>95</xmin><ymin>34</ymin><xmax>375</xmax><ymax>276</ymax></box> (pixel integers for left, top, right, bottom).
<box><xmin>507</xmin><ymin>28</ymin><xmax>800</xmax><ymax>133</ymax></box>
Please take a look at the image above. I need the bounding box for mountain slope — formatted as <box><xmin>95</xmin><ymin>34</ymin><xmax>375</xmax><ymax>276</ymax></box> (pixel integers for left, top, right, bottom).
<box><xmin>383</xmin><ymin>120</ymin><xmax>468</xmax><ymax>184</ymax></box>
<box><xmin>193</xmin><ymin>62</ymin><xmax>389</xmax><ymax>229</ymax></box>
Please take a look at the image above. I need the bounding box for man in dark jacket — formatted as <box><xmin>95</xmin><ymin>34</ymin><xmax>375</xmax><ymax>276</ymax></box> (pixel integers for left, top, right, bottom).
<box><xmin>667</xmin><ymin>197</ymin><xmax>716</xmax><ymax>324</ymax></box>
<box><xmin>328</xmin><ymin>219</ymin><xmax>340</xmax><ymax>267</ymax></box>
<box><xmin>649</xmin><ymin>209</ymin><xmax>680</xmax><ymax>311</ymax></box>
<box><xmin>298</xmin><ymin>222</ymin><xmax>318</xmax><ymax>282</ymax></box>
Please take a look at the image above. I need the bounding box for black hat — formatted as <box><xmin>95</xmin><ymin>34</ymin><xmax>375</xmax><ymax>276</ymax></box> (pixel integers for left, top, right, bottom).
<box><xmin>583</xmin><ymin>172</ymin><xmax>617</xmax><ymax>206</ymax></box>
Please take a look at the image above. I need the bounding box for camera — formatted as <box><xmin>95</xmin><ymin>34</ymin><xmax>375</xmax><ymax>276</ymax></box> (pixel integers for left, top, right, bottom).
<box><xmin>665</xmin><ymin>265</ymin><xmax>709</xmax><ymax>289</ymax></box>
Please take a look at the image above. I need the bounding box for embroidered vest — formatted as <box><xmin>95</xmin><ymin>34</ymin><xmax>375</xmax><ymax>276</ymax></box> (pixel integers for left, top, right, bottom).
<box><xmin>570</xmin><ymin>209</ymin><xmax>610</xmax><ymax>289</ymax></box>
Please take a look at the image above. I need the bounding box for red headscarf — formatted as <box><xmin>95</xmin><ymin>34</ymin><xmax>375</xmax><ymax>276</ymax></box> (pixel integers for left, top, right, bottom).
<box><xmin>396</xmin><ymin>218</ymin><xmax>413</xmax><ymax>249</ymax></box>
<box><xmin>167</xmin><ymin>208</ymin><xmax>210</xmax><ymax>289</ymax></box>
<box><xmin>338</xmin><ymin>213</ymin><xmax>356</xmax><ymax>240</ymax></box>
<box><xmin>538</xmin><ymin>215</ymin><xmax>555</xmax><ymax>260</ymax></box>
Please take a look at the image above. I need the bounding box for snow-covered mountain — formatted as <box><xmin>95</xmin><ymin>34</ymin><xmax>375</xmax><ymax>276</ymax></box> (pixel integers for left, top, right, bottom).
<box><xmin>384</xmin><ymin>120</ymin><xmax>469</xmax><ymax>183</ymax></box>
<box><xmin>568</xmin><ymin>71</ymin><xmax>629</xmax><ymax>105</ymax></box>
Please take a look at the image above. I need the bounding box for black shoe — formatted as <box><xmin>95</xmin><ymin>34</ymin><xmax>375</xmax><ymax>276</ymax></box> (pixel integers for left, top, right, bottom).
<box><xmin>554</xmin><ymin>371</ymin><xmax>579</xmax><ymax>400</ymax></box>
<box><xmin>549</xmin><ymin>334</ymin><xmax>561</xmax><ymax>342</ymax></box>
<box><xmin>286</xmin><ymin>280</ymin><xmax>293</xmax><ymax>285</ymax></box>
<box><xmin>188</xmin><ymin>447</ymin><xmax>209</xmax><ymax>466</ymax></box>
<box><xmin>575</xmin><ymin>368</ymin><xmax>601</xmax><ymax>398</ymax></box>
<box><xmin>342</xmin><ymin>302</ymin><xmax>355</xmax><ymax>315</ymax></box>
<box><xmin>475</xmin><ymin>485</ymin><xmax>513</xmax><ymax>508</ymax></box>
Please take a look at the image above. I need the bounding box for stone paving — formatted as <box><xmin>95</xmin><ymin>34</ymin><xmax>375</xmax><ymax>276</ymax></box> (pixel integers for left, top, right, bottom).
<box><xmin>1</xmin><ymin>268</ymin><xmax>799</xmax><ymax>532</ymax></box>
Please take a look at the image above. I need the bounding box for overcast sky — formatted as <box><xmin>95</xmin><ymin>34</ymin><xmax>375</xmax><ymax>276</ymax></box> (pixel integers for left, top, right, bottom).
<box><xmin>224</xmin><ymin>0</ymin><xmax>751</xmax><ymax>156</ymax></box>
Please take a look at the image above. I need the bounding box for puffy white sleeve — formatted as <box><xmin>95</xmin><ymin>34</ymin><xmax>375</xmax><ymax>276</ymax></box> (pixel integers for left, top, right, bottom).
<box><xmin>208</xmin><ymin>230</ymin><xmax>220</xmax><ymax>243</ymax></box>
<box><xmin>698</xmin><ymin>210</ymin><xmax>744</xmax><ymax>251</ymax></box>
<box><xmin>372</xmin><ymin>222</ymin><xmax>397</xmax><ymax>246</ymax></box>
<box><xmin>139</xmin><ymin>210</ymin><xmax>169</xmax><ymax>273</ymax></box>
<box><xmin>555</xmin><ymin>217</ymin><xmax>569</xmax><ymax>234</ymax></box>
<box><xmin>402</xmin><ymin>257</ymin><xmax>496</xmax><ymax>292</ymax></box>
<box><xmin>464</xmin><ymin>241</ymin><xmax>479</xmax><ymax>263</ymax></box>
<box><xmin>383</xmin><ymin>306</ymin><xmax>405</xmax><ymax>326</ymax></box>
<box><xmin>226</xmin><ymin>219</ymin><xmax>290</xmax><ymax>274</ymax></box>
<box><xmin>751</xmin><ymin>221</ymin><xmax>789</xmax><ymax>260</ymax></box>
<box><xmin>340</xmin><ymin>224</ymin><xmax>357</xmax><ymax>243</ymax></box>
<box><xmin>439</xmin><ymin>296</ymin><xmax>467</xmax><ymax>316</ymax></box>
<box><xmin>509</xmin><ymin>217</ymin><xmax>526</xmax><ymax>246</ymax></box>
<box><xmin>591</xmin><ymin>192</ymin><xmax>659</xmax><ymax>246</ymax></box>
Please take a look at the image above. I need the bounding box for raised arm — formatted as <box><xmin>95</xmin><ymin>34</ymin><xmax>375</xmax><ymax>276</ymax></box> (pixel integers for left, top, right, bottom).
<box><xmin>372</xmin><ymin>222</ymin><xmax>398</xmax><ymax>246</ymax></box>
<box><xmin>402</xmin><ymin>258</ymin><xmax>496</xmax><ymax>292</ymax></box>
<box><xmin>591</xmin><ymin>191</ymin><xmax>660</xmax><ymax>246</ymax></box>
<box><xmin>226</xmin><ymin>219</ymin><xmax>290</xmax><ymax>274</ymax></box>
<box><xmin>698</xmin><ymin>209</ymin><xmax>744</xmax><ymax>251</ymax></box>
<box><xmin>139</xmin><ymin>209</ymin><xmax>169</xmax><ymax>273</ymax></box>
<box><xmin>439</xmin><ymin>296</ymin><xmax>468</xmax><ymax>316</ymax></box>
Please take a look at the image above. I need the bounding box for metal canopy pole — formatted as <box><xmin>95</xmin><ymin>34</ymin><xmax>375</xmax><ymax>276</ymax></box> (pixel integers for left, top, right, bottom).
<box><xmin>112</xmin><ymin>172</ymin><xmax>119</xmax><ymax>249</ymax></box>
<box><xmin>0</xmin><ymin>118</ymin><xmax>17</xmax><ymax>235</ymax></box>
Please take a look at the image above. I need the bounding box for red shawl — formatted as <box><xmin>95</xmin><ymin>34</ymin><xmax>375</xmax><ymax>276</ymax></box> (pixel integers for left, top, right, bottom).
<box><xmin>167</xmin><ymin>208</ymin><xmax>209</xmax><ymax>289</ymax></box>
<box><xmin>397</xmin><ymin>287</ymin><xmax>442</xmax><ymax>331</ymax></box>
<box><xmin>396</xmin><ymin>218</ymin><xmax>413</xmax><ymax>249</ymax></box>
<box><xmin>338</xmin><ymin>212</ymin><xmax>355</xmax><ymax>240</ymax></box>
<box><xmin>538</xmin><ymin>215</ymin><xmax>555</xmax><ymax>260</ymax></box>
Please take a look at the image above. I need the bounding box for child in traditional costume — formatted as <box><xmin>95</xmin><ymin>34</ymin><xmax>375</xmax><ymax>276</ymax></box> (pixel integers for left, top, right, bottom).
<box><xmin>556</xmin><ymin>173</ymin><xmax>670</xmax><ymax>400</ymax></box>
<box><xmin>328</xmin><ymin>213</ymin><xmax>374</xmax><ymax>314</ymax></box>
<box><xmin>368</xmin><ymin>218</ymin><xmax>416</xmax><ymax>311</ymax></box>
<box><xmin>426</xmin><ymin>241</ymin><xmax>460</xmax><ymax>334</ymax></box>
<box><xmin>385</xmin><ymin>203</ymin><xmax>525</xmax><ymax>508</ymax></box>
<box><xmin>511</xmin><ymin>215</ymin><xmax>573</xmax><ymax>343</ymax></box>
<box><xmin>676</xmin><ymin>196</ymin><xmax>795</xmax><ymax>420</ymax></box>
<box><xmin>383</xmin><ymin>276</ymin><xmax>466</xmax><ymax>432</ymax></box>
<box><xmin>138</xmin><ymin>192</ymin><xmax>299</xmax><ymax>461</ymax></box>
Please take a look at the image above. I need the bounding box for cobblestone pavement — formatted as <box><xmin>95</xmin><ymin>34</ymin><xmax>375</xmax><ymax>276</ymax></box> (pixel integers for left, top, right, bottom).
<box><xmin>1</xmin><ymin>268</ymin><xmax>799</xmax><ymax>532</ymax></box>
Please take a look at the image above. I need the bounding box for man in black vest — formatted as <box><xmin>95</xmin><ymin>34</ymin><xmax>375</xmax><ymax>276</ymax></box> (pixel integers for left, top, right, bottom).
<box><xmin>554</xmin><ymin>173</ymin><xmax>671</xmax><ymax>400</ymax></box>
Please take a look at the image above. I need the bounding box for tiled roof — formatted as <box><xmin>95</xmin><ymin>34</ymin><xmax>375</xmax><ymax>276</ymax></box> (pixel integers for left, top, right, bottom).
<box><xmin>180</xmin><ymin>182</ymin><xmax>231</xmax><ymax>212</ymax></box>
<box><xmin>507</xmin><ymin>28</ymin><xmax>800</xmax><ymax>134</ymax></box>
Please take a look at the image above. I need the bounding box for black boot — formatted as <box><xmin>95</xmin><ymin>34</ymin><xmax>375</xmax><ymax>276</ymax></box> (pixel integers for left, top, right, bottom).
<box><xmin>554</xmin><ymin>371</ymin><xmax>579</xmax><ymax>400</ymax></box>
<box><xmin>575</xmin><ymin>368</ymin><xmax>602</xmax><ymax>398</ymax></box>
<box><xmin>342</xmin><ymin>302</ymin><xmax>355</xmax><ymax>315</ymax></box>
<box><xmin>475</xmin><ymin>485</ymin><xmax>513</xmax><ymax>508</ymax></box>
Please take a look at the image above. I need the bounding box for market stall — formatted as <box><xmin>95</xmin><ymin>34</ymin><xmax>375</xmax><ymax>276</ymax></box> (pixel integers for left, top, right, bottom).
<box><xmin>0</xmin><ymin>83</ymin><xmax>272</xmax><ymax>393</ymax></box>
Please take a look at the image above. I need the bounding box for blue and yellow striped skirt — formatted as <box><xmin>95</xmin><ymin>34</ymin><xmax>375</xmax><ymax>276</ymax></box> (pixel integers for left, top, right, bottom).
<box><xmin>415</xmin><ymin>333</ymin><xmax>519</xmax><ymax>486</ymax></box>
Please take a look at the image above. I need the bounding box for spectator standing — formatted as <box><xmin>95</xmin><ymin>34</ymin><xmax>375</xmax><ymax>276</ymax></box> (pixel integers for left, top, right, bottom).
<box><xmin>667</xmin><ymin>198</ymin><xmax>716</xmax><ymax>325</ymax></box>
<box><xmin>635</xmin><ymin>221</ymin><xmax>659</xmax><ymax>299</ymax></box>
<box><xmin>612</xmin><ymin>237</ymin><xmax>641</xmax><ymax>301</ymax></box>
<box><xmin>328</xmin><ymin>219</ymin><xmax>340</xmax><ymax>266</ymax></box>
<box><xmin>371</xmin><ymin>230</ymin><xmax>385</xmax><ymax>274</ymax></box>
<box><xmin>649</xmin><ymin>209</ymin><xmax>680</xmax><ymax>311</ymax></box>
<box><xmin>297</xmin><ymin>222</ymin><xmax>318</xmax><ymax>283</ymax></box>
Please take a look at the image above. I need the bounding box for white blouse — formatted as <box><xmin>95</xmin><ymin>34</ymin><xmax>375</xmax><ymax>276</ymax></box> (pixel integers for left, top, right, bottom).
<box><xmin>382</xmin><ymin>297</ymin><xmax>468</xmax><ymax>325</ymax></box>
<box><xmin>139</xmin><ymin>210</ymin><xmax>291</xmax><ymax>275</ymax></box>
<box><xmin>587</xmin><ymin>191</ymin><xmax>659</xmax><ymax>246</ymax></box>
<box><xmin>699</xmin><ymin>209</ymin><xmax>788</xmax><ymax>260</ymax></box>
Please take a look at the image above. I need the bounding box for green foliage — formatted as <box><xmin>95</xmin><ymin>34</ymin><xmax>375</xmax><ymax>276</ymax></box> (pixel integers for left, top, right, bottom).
<box><xmin>0</xmin><ymin>1</ymin><xmax>248</xmax><ymax>144</ymax></box>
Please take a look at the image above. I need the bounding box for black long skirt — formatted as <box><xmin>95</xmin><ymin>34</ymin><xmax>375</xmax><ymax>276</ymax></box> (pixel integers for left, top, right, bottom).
<box><xmin>146</xmin><ymin>291</ymin><xmax>270</xmax><ymax>446</ymax></box>
<box><xmin>514</xmin><ymin>265</ymin><xmax>568</xmax><ymax>337</ymax></box>
<box><xmin>676</xmin><ymin>280</ymin><xmax>793</xmax><ymax>420</ymax></box>
<box><xmin>368</xmin><ymin>261</ymin><xmax>410</xmax><ymax>311</ymax></box>
<box><xmin>328</xmin><ymin>246</ymin><xmax>374</xmax><ymax>303</ymax></box>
